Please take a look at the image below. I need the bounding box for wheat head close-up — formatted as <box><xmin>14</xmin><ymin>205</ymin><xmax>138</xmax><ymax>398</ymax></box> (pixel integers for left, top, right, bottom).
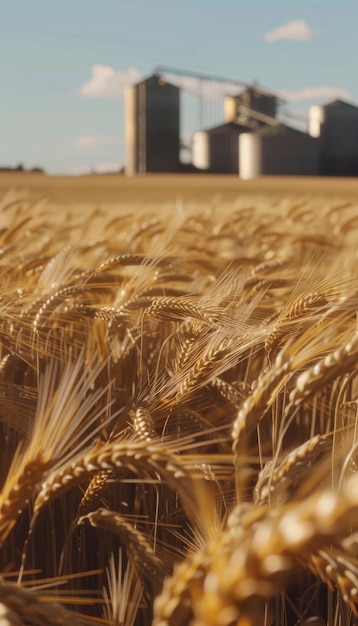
<box><xmin>1</xmin><ymin>188</ymin><xmax>358</xmax><ymax>626</ymax></box>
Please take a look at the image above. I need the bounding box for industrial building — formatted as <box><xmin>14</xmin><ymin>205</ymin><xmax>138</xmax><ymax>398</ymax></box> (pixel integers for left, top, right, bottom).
<box><xmin>239</xmin><ymin>124</ymin><xmax>320</xmax><ymax>179</ymax></box>
<box><xmin>191</xmin><ymin>87</ymin><xmax>283</xmax><ymax>174</ymax></box>
<box><xmin>192</xmin><ymin>122</ymin><xmax>250</xmax><ymax>173</ymax></box>
<box><xmin>125</xmin><ymin>70</ymin><xmax>358</xmax><ymax>178</ymax></box>
<box><xmin>125</xmin><ymin>74</ymin><xmax>180</xmax><ymax>175</ymax></box>
<box><xmin>309</xmin><ymin>99</ymin><xmax>358</xmax><ymax>176</ymax></box>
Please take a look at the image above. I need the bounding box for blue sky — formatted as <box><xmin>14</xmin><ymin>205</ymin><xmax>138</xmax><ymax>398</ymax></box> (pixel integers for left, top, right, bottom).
<box><xmin>1</xmin><ymin>0</ymin><xmax>357</xmax><ymax>174</ymax></box>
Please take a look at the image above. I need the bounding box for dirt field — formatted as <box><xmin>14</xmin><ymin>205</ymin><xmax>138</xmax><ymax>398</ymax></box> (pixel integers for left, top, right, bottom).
<box><xmin>1</xmin><ymin>172</ymin><xmax>358</xmax><ymax>209</ymax></box>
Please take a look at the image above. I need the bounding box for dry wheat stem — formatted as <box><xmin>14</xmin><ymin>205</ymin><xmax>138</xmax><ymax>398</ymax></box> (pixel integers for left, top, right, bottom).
<box><xmin>79</xmin><ymin>508</ymin><xmax>164</xmax><ymax>584</ymax></box>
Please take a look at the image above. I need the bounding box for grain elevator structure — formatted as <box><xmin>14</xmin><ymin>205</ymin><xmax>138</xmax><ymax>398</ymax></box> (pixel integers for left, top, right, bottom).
<box><xmin>239</xmin><ymin>125</ymin><xmax>319</xmax><ymax>179</ymax></box>
<box><xmin>192</xmin><ymin>86</ymin><xmax>281</xmax><ymax>174</ymax></box>
<box><xmin>124</xmin><ymin>68</ymin><xmax>358</xmax><ymax>178</ymax></box>
<box><xmin>125</xmin><ymin>74</ymin><xmax>180</xmax><ymax>175</ymax></box>
<box><xmin>224</xmin><ymin>85</ymin><xmax>279</xmax><ymax>127</ymax></box>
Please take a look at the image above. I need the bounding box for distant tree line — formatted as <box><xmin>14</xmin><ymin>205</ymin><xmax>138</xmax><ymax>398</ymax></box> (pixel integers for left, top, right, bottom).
<box><xmin>0</xmin><ymin>164</ymin><xmax>45</xmax><ymax>173</ymax></box>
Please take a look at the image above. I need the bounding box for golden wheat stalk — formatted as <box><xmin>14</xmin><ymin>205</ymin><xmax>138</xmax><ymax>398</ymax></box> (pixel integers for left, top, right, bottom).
<box><xmin>284</xmin><ymin>334</ymin><xmax>358</xmax><ymax>418</ymax></box>
<box><xmin>33</xmin><ymin>435</ymin><xmax>225</xmax><ymax>535</ymax></box>
<box><xmin>0</xmin><ymin>354</ymin><xmax>111</xmax><ymax>545</ymax></box>
<box><xmin>254</xmin><ymin>433</ymin><xmax>332</xmax><ymax>505</ymax></box>
<box><xmin>102</xmin><ymin>550</ymin><xmax>144</xmax><ymax>626</ymax></box>
<box><xmin>78</xmin><ymin>406</ymin><xmax>158</xmax><ymax>515</ymax></box>
<box><xmin>2</xmin><ymin>190</ymin><xmax>358</xmax><ymax>626</ymax></box>
<box><xmin>79</xmin><ymin>508</ymin><xmax>164</xmax><ymax>586</ymax></box>
<box><xmin>154</xmin><ymin>469</ymin><xmax>358</xmax><ymax>626</ymax></box>
<box><xmin>307</xmin><ymin>549</ymin><xmax>358</xmax><ymax>615</ymax></box>
<box><xmin>0</xmin><ymin>579</ymin><xmax>96</xmax><ymax>626</ymax></box>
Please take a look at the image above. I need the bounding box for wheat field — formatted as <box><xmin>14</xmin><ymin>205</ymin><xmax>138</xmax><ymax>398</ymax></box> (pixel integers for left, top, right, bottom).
<box><xmin>1</xmin><ymin>176</ymin><xmax>358</xmax><ymax>625</ymax></box>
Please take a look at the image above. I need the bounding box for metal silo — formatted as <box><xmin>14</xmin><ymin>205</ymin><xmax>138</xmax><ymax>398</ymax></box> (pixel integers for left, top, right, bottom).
<box><xmin>209</xmin><ymin>122</ymin><xmax>249</xmax><ymax>173</ymax></box>
<box><xmin>192</xmin><ymin>122</ymin><xmax>250</xmax><ymax>173</ymax></box>
<box><xmin>239</xmin><ymin>124</ymin><xmax>319</xmax><ymax>179</ymax></box>
<box><xmin>224</xmin><ymin>97</ymin><xmax>239</xmax><ymax>123</ymax></box>
<box><xmin>125</xmin><ymin>74</ymin><xmax>180</xmax><ymax>174</ymax></box>
<box><xmin>239</xmin><ymin>132</ymin><xmax>259</xmax><ymax>180</ymax></box>
<box><xmin>308</xmin><ymin>105</ymin><xmax>325</xmax><ymax>139</ymax></box>
<box><xmin>309</xmin><ymin>100</ymin><xmax>358</xmax><ymax>176</ymax></box>
<box><xmin>124</xmin><ymin>84</ymin><xmax>138</xmax><ymax>176</ymax></box>
<box><xmin>192</xmin><ymin>131</ymin><xmax>210</xmax><ymax>171</ymax></box>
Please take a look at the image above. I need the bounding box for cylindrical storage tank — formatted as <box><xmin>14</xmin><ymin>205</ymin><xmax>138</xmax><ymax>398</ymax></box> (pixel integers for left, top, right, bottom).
<box><xmin>224</xmin><ymin>96</ymin><xmax>238</xmax><ymax>122</ymax></box>
<box><xmin>239</xmin><ymin>133</ymin><xmax>260</xmax><ymax>180</ymax></box>
<box><xmin>316</xmin><ymin>100</ymin><xmax>358</xmax><ymax>175</ymax></box>
<box><xmin>124</xmin><ymin>74</ymin><xmax>180</xmax><ymax>174</ymax></box>
<box><xmin>124</xmin><ymin>84</ymin><xmax>138</xmax><ymax>176</ymax></box>
<box><xmin>145</xmin><ymin>75</ymin><xmax>180</xmax><ymax>172</ymax></box>
<box><xmin>239</xmin><ymin>125</ymin><xmax>319</xmax><ymax>178</ymax></box>
<box><xmin>309</xmin><ymin>105</ymin><xmax>325</xmax><ymax>138</ymax></box>
<box><xmin>192</xmin><ymin>131</ymin><xmax>210</xmax><ymax>170</ymax></box>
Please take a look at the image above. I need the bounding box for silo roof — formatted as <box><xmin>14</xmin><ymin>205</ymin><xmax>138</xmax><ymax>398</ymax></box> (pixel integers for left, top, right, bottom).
<box><xmin>251</xmin><ymin>123</ymin><xmax>312</xmax><ymax>138</ymax></box>
<box><xmin>206</xmin><ymin>121</ymin><xmax>251</xmax><ymax>135</ymax></box>
<box><xmin>136</xmin><ymin>73</ymin><xmax>179</xmax><ymax>90</ymax></box>
<box><xmin>323</xmin><ymin>99</ymin><xmax>358</xmax><ymax>111</ymax></box>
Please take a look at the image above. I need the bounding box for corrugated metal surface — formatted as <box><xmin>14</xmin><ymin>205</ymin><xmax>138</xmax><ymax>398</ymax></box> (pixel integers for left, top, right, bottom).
<box><xmin>124</xmin><ymin>74</ymin><xmax>180</xmax><ymax>174</ymax></box>
<box><xmin>239</xmin><ymin>124</ymin><xmax>319</xmax><ymax>179</ymax></box>
<box><xmin>209</xmin><ymin>123</ymin><xmax>245</xmax><ymax>173</ymax></box>
<box><xmin>193</xmin><ymin>122</ymin><xmax>249</xmax><ymax>173</ymax></box>
<box><xmin>310</xmin><ymin>100</ymin><xmax>358</xmax><ymax>176</ymax></box>
<box><xmin>145</xmin><ymin>75</ymin><xmax>180</xmax><ymax>172</ymax></box>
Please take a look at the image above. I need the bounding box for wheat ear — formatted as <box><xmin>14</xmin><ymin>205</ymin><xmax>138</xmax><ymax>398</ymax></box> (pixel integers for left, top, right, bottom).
<box><xmin>283</xmin><ymin>334</ymin><xmax>358</xmax><ymax>419</ymax></box>
<box><xmin>307</xmin><ymin>549</ymin><xmax>358</xmax><ymax>615</ymax></box>
<box><xmin>254</xmin><ymin>434</ymin><xmax>332</xmax><ymax>506</ymax></box>
<box><xmin>153</xmin><ymin>471</ymin><xmax>358</xmax><ymax>626</ymax></box>
<box><xmin>79</xmin><ymin>508</ymin><xmax>163</xmax><ymax>585</ymax></box>
<box><xmin>0</xmin><ymin>354</ymin><xmax>110</xmax><ymax>545</ymax></box>
<box><xmin>33</xmin><ymin>437</ymin><xmax>214</xmax><ymax>530</ymax></box>
<box><xmin>0</xmin><ymin>580</ymin><xmax>93</xmax><ymax>626</ymax></box>
<box><xmin>78</xmin><ymin>407</ymin><xmax>158</xmax><ymax>515</ymax></box>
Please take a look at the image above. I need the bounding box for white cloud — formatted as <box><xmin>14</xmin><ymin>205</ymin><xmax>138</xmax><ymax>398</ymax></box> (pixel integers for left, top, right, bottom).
<box><xmin>279</xmin><ymin>86</ymin><xmax>351</xmax><ymax>103</ymax></box>
<box><xmin>79</xmin><ymin>65</ymin><xmax>245</xmax><ymax>102</ymax></box>
<box><xmin>79</xmin><ymin>65</ymin><xmax>142</xmax><ymax>98</ymax></box>
<box><xmin>264</xmin><ymin>20</ymin><xmax>320</xmax><ymax>43</ymax></box>
<box><xmin>73</xmin><ymin>135</ymin><xmax>121</xmax><ymax>148</ymax></box>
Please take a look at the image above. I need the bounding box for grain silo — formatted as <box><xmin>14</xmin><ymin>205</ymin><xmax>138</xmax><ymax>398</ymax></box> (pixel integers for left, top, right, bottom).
<box><xmin>192</xmin><ymin>122</ymin><xmax>250</xmax><ymax>173</ymax></box>
<box><xmin>125</xmin><ymin>74</ymin><xmax>180</xmax><ymax>175</ymax></box>
<box><xmin>192</xmin><ymin>132</ymin><xmax>210</xmax><ymax>171</ymax></box>
<box><xmin>239</xmin><ymin>124</ymin><xmax>319</xmax><ymax>179</ymax></box>
<box><xmin>309</xmin><ymin>99</ymin><xmax>358</xmax><ymax>176</ymax></box>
